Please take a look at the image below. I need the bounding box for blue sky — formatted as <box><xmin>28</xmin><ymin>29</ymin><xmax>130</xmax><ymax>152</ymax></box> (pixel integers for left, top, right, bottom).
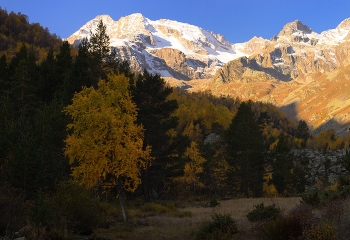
<box><xmin>1</xmin><ymin>0</ymin><xmax>350</xmax><ymax>43</ymax></box>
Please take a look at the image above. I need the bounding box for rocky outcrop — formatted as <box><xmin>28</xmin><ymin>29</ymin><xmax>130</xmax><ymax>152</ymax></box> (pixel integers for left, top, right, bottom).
<box><xmin>292</xmin><ymin>149</ymin><xmax>349</xmax><ymax>191</ymax></box>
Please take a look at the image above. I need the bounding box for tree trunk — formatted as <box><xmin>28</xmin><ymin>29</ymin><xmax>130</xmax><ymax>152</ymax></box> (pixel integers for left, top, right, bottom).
<box><xmin>118</xmin><ymin>190</ymin><xmax>128</xmax><ymax>222</ymax></box>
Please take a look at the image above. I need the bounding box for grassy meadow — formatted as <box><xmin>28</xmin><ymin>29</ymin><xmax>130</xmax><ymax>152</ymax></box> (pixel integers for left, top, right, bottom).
<box><xmin>92</xmin><ymin>197</ymin><xmax>302</xmax><ymax>240</ymax></box>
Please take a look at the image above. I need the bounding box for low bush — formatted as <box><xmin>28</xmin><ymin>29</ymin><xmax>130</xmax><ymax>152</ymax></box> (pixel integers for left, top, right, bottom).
<box><xmin>196</xmin><ymin>213</ymin><xmax>238</xmax><ymax>240</ymax></box>
<box><xmin>246</xmin><ymin>203</ymin><xmax>281</xmax><ymax>222</ymax></box>
<box><xmin>140</xmin><ymin>202</ymin><xmax>175</xmax><ymax>214</ymax></box>
<box><xmin>302</xmin><ymin>185</ymin><xmax>350</xmax><ymax>207</ymax></box>
<box><xmin>259</xmin><ymin>216</ymin><xmax>302</xmax><ymax>240</ymax></box>
<box><xmin>0</xmin><ymin>184</ymin><xmax>27</xmax><ymax>236</ymax></box>
<box><xmin>50</xmin><ymin>181</ymin><xmax>102</xmax><ymax>234</ymax></box>
<box><xmin>203</xmin><ymin>198</ymin><xmax>220</xmax><ymax>208</ymax></box>
<box><xmin>257</xmin><ymin>204</ymin><xmax>313</xmax><ymax>240</ymax></box>
<box><xmin>301</xmin><ymin>221</ymin><xmax>336</xmax><ymax>240</ymax></box>
<box><xmin>301</xmin><ymin>191</ymin><xmax>320</xmax><ymax>207</ymax></box>
<box><xmin>29</xmin><ymin>190</ymin><xmax>53</xmax><ymax>227</ymax></box>
<box><xmin>139</xmin><ymin>202</ymin><xmax>192</xmax><ymax>218</ymax></box>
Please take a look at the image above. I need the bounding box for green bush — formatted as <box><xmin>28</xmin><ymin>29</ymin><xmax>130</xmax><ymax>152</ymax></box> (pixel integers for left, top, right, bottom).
<box><xmin>338</xmin><ymin>176</ymin><xmax>350</xmax><ymax>188</ymax></box>
<box><xmin>0</xmin><ymin>184</ymin><xmax>27</xmax><ymax>235</ymax></box>
<box><xmin>139</xmin><ymin>202</ymin><xmax>192</xmax><ymax>218</ymax></box>
<box><xmin>140</xmin><ymin>202</ymin><xmax>174</xmax><ymax>214</ymax></box>
<box><xmin>301</xmin><ymin>191</ymin><xmax>320</xmax><ymax>207</ymax></box>
<box><xmin>203</xmin><ymin>198</ymin><xmax>220</xmax><ymax>208</ymax></box>
<box><xmin>51</xmin><ymin>181</ymin><xmax>101</xmax><ymax>234</ymax></box>
<box><xmin>29</xmin><ymin>190</ymin><xmax>53</xmax><ymax>227</ymax></box>
<box><xmin>302</xmin><ymin>221</ymin><xmax>336</xmax><ymax>240</ymax></box>
<box><xmin>259</xmin><ymin>216</ymin><xmax>301</xmax><ymax>240</ymax></box>
<box><xmin>246</xmin><ymin>203</ymin><xmax>280</xmax><ymax>222</ymax></box>
<box><xmin>196</xmin><ymin>213</ymin><xmax>238</xmax><ymax>240</ymax></box>
<box><xmin>258</xmin><ymin>204</ymin><xmax>313</xmax><ymax>240</ymax></box>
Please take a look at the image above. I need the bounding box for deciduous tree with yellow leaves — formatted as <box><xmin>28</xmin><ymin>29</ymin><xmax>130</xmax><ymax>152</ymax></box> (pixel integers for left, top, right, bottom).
<box><xmin>63</xmin><ymin>74</ymin><xmax>152</xmax><ymax>222</ymax></box>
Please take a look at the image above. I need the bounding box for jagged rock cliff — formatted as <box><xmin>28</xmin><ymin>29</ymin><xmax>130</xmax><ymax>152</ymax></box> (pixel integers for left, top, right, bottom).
<box><xmin>66</xmin><ymin>13</ymin><xmax>247</xmax><ymax>80</ymax></box>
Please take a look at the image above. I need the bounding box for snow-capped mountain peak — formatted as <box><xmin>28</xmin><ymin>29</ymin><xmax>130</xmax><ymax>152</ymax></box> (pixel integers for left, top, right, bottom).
<box><xmin>336</xmin><ymin>18</ymin><xmax>350</xmax><ymax>30</ymax></box>
<box><xmin>67</xmin><ymin>13</ymin><xmax>247</xmax><ymax>79</ymax></box>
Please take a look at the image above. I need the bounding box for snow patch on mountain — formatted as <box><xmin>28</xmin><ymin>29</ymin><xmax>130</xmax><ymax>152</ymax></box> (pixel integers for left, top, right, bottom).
<box><xmin>66</xmin><ymin>13</ymin><xmax>248</xmax><ymax>79</ymax></box>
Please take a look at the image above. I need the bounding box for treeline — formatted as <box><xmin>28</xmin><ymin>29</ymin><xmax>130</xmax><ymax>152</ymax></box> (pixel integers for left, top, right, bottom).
<box><xmin>1</xmin><ymin>15</ymin><xmax>350</xmax><ymax>237</ymax></box>
<box><xmin>0</xmin><ymin>7</ymin><xmax>62</xmax><ymax>62</ymax></box>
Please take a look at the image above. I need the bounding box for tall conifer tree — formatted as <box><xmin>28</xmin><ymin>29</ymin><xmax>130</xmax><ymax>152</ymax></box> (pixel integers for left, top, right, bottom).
<box><xmin>225</xmin><ymin>101</ymin><xmax>265</xmax><ymax>197</ymax></box>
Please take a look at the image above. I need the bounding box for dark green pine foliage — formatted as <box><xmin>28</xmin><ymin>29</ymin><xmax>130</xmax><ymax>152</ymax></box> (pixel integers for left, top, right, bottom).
<box><xmin>38</xmin><ymin>48</ymin><xmax>57</xmax><ymax>103</ymax></box>
<box><xmin>55</xmin><ymin>41</ymin><xmax>72</xmax><ymax>95</ymax></box>
<box><xmin>296</xmin><ymin>120</ymin><xmax>310</xmax><ymax>147</ymax></box>
<box><xmin>89</xmin><ymin>19</ymin><xmax>110</xmax><ymax>80</ymax></box>
<box><xmin>130</xmin><ymin>69</ymin><xmax>183</xmax><ymax>201</ymax></box>
<box><xmin>270</xmin><ymin>133</ymin><xmax>293</xmax><ymax>194</ymax></box>
<box><xmin>225</xmin><ymin>101</ymin><xmax>265</xmax><ymax>197</ymax></box>
<box><xmin>0</xmin><ymin>43</ymin><xmax>70</xmax><ymax>198</ymax></box>
<box><xmin>8</xmin><ymin>44</ymin><xmax>39</xmax><ymax>115</ymax></box>
<box><xmin>64</xmin><ymin>38</ymin><xmax>93</xmax><ymax>103</ymax></box>
<box><xmin>5</xmin><ymin>101</ymin><xmax>69</xmax><ymax>198</ymax></box>
<box><xmin>0</xmin><ymin>54</ymin><xmax>9</xmax><ymax>90</ymax></box>
<box><xmin>270</xmin><ymin>133</ymin><xmax>306</xmax><ymax>194</ymax></box>
<box><xmin>132</xmin><ymin>70</ymin><xmax>179</xmax><ymax>152</ymax></box>
<box><xmin>341</xmin><ymin>150</ymin><xmax>350</xmax><ymax>173</ymax></box>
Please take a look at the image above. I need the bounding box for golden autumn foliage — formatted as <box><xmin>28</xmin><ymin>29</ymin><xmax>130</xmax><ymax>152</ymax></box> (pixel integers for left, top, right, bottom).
<box><xmin>172</xmin><ymin>141</ymin><xmax>206</xmax><ymax>194</ymax></box>
<box><xmin>64</xmin><ymin>74</ymin><xmax>152</xmax><ymax>192</ymax></box>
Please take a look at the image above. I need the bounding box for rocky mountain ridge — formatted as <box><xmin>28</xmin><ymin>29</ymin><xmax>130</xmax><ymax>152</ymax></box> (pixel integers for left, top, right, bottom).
<box><xmin>67</xmin><ymin>14</ymin><xmax>350</xmax><ymax>135</ymax></box>
<box><xmin>207</xmin><ymin>18</ymin><xmax>350</xmax><ymax>135</ymax></box>
<box><xmin>66</xmin><ymin>13</ymin><xmax>248</xmax><ymax>79</ymax></box>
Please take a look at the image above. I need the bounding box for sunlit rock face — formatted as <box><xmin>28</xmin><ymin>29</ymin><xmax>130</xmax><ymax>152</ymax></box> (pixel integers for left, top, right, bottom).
<box><xmin>67</xmin><ymin>15</ymin><xmax>350</xmax><ymax>135</ymax></box>
<box><xmin>66</xmin><ymin>13</ymin><xmax>247</xmax><ymax>80</ymax></box>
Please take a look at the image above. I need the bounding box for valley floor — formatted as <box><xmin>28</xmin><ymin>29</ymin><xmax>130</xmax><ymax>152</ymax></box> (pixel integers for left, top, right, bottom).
<box><xmin>94</xmin><ymin>197</ymin><xmax>302</xmax><ymax>240</ymax></box>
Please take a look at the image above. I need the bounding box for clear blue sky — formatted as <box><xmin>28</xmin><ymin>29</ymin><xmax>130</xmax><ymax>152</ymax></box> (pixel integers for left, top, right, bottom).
<box><xmin>1</xmin><ymin>0</ymin><xmax>350</xmax><ymax>43</ymax></box>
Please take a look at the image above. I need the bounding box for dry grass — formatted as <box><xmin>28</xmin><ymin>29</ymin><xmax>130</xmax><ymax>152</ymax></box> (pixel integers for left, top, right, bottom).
<box><xmin>94</xmin><ymin>197</ymin><xmax>301</xmax><ymax>240</ymax></box>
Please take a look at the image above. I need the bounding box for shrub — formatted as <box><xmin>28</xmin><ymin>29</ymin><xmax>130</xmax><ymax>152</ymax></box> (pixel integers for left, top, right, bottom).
<box><xmin>338</xmin><ymin>176</ymin><xmax>350</xmax><ymax>188</ymax></box>
<box><xmin>196</xmin><ymin>213</ymin><xmax>238</xmax><ymax>240</ymax></box>
<box><xmin>140</xmin><ymin>202</ymin><xmax>174</xmax><ymax>214</ymax></box>
<box><xmin>302</xmin><ymin>221</ymin><xmax>336</xmax><ymax>240</ymax></box>
<box><xmin>301</xmin><ymin>191</ymin><xmax>320</xmax><ymax>207</ymax></box>
<box><xmin>51</xmin><ymin>181</ymin><xmax>101</xmax><ymax>234</ymax></box>
<box><xmin>174</xmin><ymin>210</ymin><xmax>193</xmax><ymax>218</ymax></box>
<box><xmin>204</xmin><ymin>198</ymin><xmax>220</xmax><ymax>208</ymax></box>
<box><xmin>259</xmin><ymin>216</ymin><xmax>302</xmax><ymax>240</ymax></box>
<box><xmin>139</xmin><ymin>202</ymin><xmax>192</xmax><ymax>218</ymax></box>
<box><xmin>246</xmin><ymin>203</ymin><xmax>280</xmax><ymax>222</ymax></box>
<box><xmin>258</xmin><ymin>204</ymin><xmax>313</xmax><ymax>240</ymax></box>
<box><xmin>0</xmin><ymin>184</ymin><xmax>27</xmax><ymax>236</ymax></box>
<box><xmin>29</xmin><ymin>190</ymin><xmax>53</xmax><ymax>227</ymax></box>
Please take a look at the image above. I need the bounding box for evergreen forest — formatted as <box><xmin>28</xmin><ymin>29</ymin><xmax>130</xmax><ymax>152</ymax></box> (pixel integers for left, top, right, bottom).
<box><xmin>2</xmin><ymin>8</ymin><xmax>350</xmax><ymax>240</ymax></box>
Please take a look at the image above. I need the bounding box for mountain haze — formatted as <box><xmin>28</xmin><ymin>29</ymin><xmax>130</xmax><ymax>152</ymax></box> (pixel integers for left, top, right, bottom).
<box><xmin>67</xmin><ymin>14</ymin><xmax>350</xmax><ymax>135</ymax></box>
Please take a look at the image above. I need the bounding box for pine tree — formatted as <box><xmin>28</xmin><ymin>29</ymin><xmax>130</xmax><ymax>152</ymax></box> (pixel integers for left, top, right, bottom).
<box><xmin>9</xmin><ymin>44</ymin><xmax>39</xmax><ymax>115</ymax></box>
<box><xmin>225</xmin><ymin>101</ymin><xmax>265</xmax><ymax>197</ymax></box>
<box><xmin>296</xmin><ymin>120</ymin><xmax>310</xmax><ymax>147</ymax></box>
<box><xmin>38</xmin><ymin>48</ymin><xmax>57</xmax><ymax>102</ymax></box>
<box><xmin>130</xmin><ymin>69</ymin><xmax>180</xmax><ymax>201</ymax></box>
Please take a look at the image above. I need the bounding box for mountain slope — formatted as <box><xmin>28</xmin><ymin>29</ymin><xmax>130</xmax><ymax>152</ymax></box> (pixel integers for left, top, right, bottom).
<box><xmin>66</xmin><ymin>13</ymin><xmax>247</xmax><ymax>79</ymax></box>
<box><xmin>67</xmin><ymin>14</ymin><xmax>350</xmax><ymax>135</ymax></box>
<box><xmin>205</xmin><ymin>18</ymin><xmax>350</xmax><ymax>135</ymax></box>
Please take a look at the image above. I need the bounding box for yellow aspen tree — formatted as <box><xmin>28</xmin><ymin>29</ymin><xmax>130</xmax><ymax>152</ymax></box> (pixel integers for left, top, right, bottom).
<box><xmin>63</xmin><ymin>74</ymin><xmax>152</xmax><ymax>222</ymax></box>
